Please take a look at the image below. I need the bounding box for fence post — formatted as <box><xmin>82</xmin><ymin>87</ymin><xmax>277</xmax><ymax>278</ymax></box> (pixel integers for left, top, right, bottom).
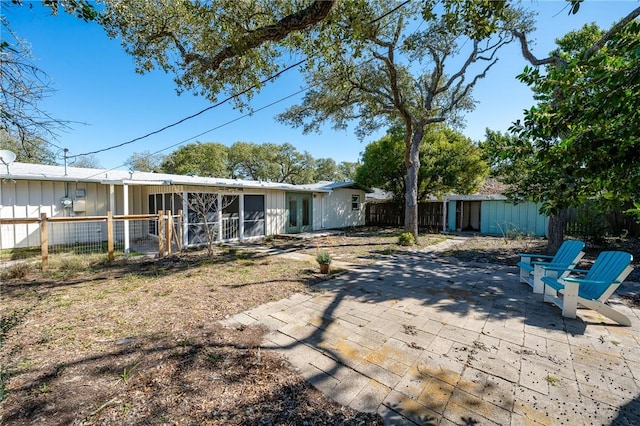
<box><xmin>107</xmin><ymin>211</ymin><xmax>114</xmax><ymax>263</ymax></box>
<box><xmin>165</xmin><ymin>210</ymin><xmax>172</xmax><ymax>256</ymax></box>
<box><xmin>40</xmin><ymin>212</ymin><xmax>48</xmax><ymax>270</ymax></box>
<box><xmin>158</xmin><ymin>210</ymin><xmax>165</xmax><ymax>257</ymax></box>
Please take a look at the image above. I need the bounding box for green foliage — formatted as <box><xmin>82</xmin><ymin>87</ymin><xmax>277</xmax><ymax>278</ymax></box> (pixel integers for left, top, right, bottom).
<box><xmin>125</xmin><ymin>151</ymin><xmax>165</xmax><ymax>172</ymax></box>
<box><xmin>71</xmin><ymin>154</ymin><xmax>102</xmax><ymax>168</ymax></box>
<box><xmin>41</xmin><ymin>0</ymin><xmax>99</xmax><ymax>22</ymax></box>
<box><xmin>356</xmin><ymin>126</ymin><xmax>488</xmax><ymax>204</ymax></box>
<box><xmin>119</xmin><ymin>362</ymin><xmax>140</xmax><ymax>383</ymax></box>
<box><xmin>1</xmin><ymin>364</ymin><xmax>12</xmax><ymax>401</ymax></box>
<box><xmin>314</xmin><ymin>158</ymin><xmax>358</xmax><ymax>182</ymax></box>
<box><xmin>490</xmin><ymin>21</ymin><xmax>640</xmax><ymax>217</ymax></box>
<box><xmin>626</xmin><ymin>202</ymin><xmax>640</xmax><ymax>222</ymax></box>
<box><xmin>160</xmin><ymin>140</ymin><xmax>356</xmax><ymax>184</ymax></box>
<box><xmin>315</xmin><ymin>249</ymin><xmax>332</xmax><ymax>265</ymax></box>
<box><xmin>227</xmin><ymin>142</ymin><xmax>316</xmax><ymax>184</ymax></box>
<box><xmin>161</xmin><ymin>142</ymin><xmax>230</xmax><ymax>177</ymax></box>
<box><xmin>566</xmin><ymin>204</ymin><xmax>607</xmax><ymax>245</ymax></box>
<box><xmin>99</xmin><ymin>0</ymin><xmax>531</xmax><ymax>239</ymax></box>
<box><xmin>397</xmin><ymin>232</ymin><xmax>416</xmax><ymax>246</ymax></box>
<box><xmin>0</xmin><ymin>131</ymin><xmax>57</xmax><ymax>165</ymax></box>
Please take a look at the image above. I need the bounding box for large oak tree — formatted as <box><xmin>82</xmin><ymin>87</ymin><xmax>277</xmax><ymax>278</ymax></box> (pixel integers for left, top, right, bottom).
<box><xmin>99</xmin><ymin>0</ymin><xmax>532</xmax><ymax>238</ymax></box>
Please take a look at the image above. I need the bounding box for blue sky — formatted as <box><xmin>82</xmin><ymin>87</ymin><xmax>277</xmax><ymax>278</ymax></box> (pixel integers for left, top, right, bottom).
<box><xmin>4</xmin><ymin>1</ymin><xmax>637</xmax><ymax>170</ymax></box>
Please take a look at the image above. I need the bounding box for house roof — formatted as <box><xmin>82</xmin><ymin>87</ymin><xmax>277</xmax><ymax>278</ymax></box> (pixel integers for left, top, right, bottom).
<box><xmin>304</xmin><ymin>181</ymin><xmax>373</xmax><ymax>193</ymax></box>
<box><xmin>1</xmin><ymin>162</ymin><xmax>367</xmax><ymax>194</ymax></box>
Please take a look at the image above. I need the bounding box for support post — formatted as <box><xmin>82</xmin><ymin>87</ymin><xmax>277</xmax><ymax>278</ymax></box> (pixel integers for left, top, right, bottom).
<box><xmin>442</xmin><ymin>198</ymin><xmax>447</xmax><ymax>233</ymax></box>
<box><xmin>107</xmin><ymin>211</ymin><xmax>114</xmax><ymax>263</ymax></box>
<box><xmin>182</xmin><ymin>193</ymin><xmax>189</xmax><ymax>249</ymax></box>
<box><xmin>158</xmin><ymin>210</ymin><xmax>165</xmax><ymax>257</ymax></box>
<box><xmin>123</xmin><ymin>183</ymin><xmax>130</xmax><ymax>255</ymax></box>
<box><xmin>176</xmin><ymin>209</ymin><xmax>183</xmax><ymax>251</ymax></box>
<box><xmin>217</xmin><ymin>193</ymin><xmax>223</xmax><ymax>241</ymax></box>
<box><xmin>239</xmin><ymin>194</ymin><xmax>244</xmax><ymax>240</ymax></box>
<box><xmin>165</xmin><ymin>210</ymin><xmax>172</xmax><ymax>256</ymax></box>
<box><xmin>40</xmin><ymin>213</ymin><xmax>48</xmax><ymax>271</ymax></box>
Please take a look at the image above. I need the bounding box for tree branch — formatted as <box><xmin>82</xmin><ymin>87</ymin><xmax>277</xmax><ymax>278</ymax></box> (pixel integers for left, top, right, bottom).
<box><xmin>584</xmin><ymin>6</ymin><xmax>640</xmax><ymax>59</ymax></box>
<box><xmin>515</xmin><ymin>6</ymin><xmax>640</xmax><ymax>67</ymax></box>
<box><xmin>513</xmin><ymin>30</ymin><xmax>564</xmax><ymax>67</ymax></box>
<box><xmin>187</xmin><ymin>0</ymin><xmax>336</xmax><ymax>72</ymax></box>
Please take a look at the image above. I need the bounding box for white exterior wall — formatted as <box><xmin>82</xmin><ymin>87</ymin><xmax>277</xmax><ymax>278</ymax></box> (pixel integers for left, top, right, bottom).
<box><xmin>265</xmin><ymin>190</ymin><xmax>286</xmax><ymax>236</ymax></box>
<box><xmin>313</xmin><ymin>188</ymin><xmax>366</xmax><ymax>230</ymax></box>
<box><xmin>1</xmin><ymin>177</ymin><xmax>362</xmax><ymax>250</ymax></box>
<box><xmin>0</xmin><ymin>179</ymin><xmax>148</xmax><ymax>249</ymax></box>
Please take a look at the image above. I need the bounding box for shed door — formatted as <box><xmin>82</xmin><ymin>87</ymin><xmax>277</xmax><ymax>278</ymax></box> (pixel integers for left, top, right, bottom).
<box><xmin>458</xmin><ymin>201</ymin><xmax>481</xmax><ymax>231</ymax></box>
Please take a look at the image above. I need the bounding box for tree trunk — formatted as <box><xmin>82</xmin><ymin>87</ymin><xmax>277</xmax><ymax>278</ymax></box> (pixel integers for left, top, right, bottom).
<box><xmin>546</xmin><ymin>210</ymin><xmax>567</xmax><ymax>254</ymax></box>
<box><xmin>404</xmin><ymin>130</ymin><xmax>422</xmax><ymax>239</ymax></box>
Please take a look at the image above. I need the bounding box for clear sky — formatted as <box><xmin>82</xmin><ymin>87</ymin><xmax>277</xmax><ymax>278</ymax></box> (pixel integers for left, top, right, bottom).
<box><xmin>3</xmin><ymin>1</ymin><xmax>637</xmax><ymax>171</ymax></box>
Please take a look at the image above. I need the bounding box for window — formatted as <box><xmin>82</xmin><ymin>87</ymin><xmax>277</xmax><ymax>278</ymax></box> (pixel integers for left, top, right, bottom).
<box><xmin>351</xmin><ymin>194</ymin><xmax>361</xmax><ymax>211</ymax></box>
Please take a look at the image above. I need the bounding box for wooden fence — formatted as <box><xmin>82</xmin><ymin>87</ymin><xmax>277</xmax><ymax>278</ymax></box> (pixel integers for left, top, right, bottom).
<box><xmin>366</xmin><ymin>202</ymin><xmax>444</xmax><ymax>232</ymax></box>
<box><xmin>367</xmin><ymin>200</ymin><xmax>639</xmax><ymax>237</ymax></box>
<box><xmin>0</xmin><ymin>210</ymin><xmax>182</xmax><ymax>270</ymax></box>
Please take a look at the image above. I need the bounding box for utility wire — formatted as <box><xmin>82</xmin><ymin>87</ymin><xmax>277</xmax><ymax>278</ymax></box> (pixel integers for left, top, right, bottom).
<box><xmin>70</xmin><ymin>59</ymin><xmax>305</xmax><ymax>158</ymax></box>
<box><xmin>81</xmin><ymin>86</ymin><xmax>310</xmax><ymax>180</ymax></box>
<box><xmin>69</xmin><ymin>0</ymin><xmax>411</xmax><ymax>159</ymax></box>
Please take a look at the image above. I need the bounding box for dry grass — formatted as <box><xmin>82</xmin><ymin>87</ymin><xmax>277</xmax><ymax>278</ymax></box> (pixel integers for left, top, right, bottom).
<box><xmin>1</xmin><ymin>227</ymin><xmax>638</xmax><ymax>424</ymax></box>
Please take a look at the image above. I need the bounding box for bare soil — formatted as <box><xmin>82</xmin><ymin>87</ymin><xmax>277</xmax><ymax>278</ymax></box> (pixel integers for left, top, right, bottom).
<box><xmin>1</xmin><ymin>228</ymin><xmax>638</xmax><ymax>425</ymax></box>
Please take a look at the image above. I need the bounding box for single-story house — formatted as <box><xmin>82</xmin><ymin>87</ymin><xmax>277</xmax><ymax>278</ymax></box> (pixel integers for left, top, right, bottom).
<box><xmin>0</xmin><ymin>162</ymin><xmax>371</xmax><ymax>251</ymax></box>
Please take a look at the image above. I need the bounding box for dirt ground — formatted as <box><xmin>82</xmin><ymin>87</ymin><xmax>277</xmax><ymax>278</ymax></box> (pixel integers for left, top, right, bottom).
<box><xmin>1</xmin><ymin>228</ymin><xmax>638</xmax><ymax>425</ymax></box>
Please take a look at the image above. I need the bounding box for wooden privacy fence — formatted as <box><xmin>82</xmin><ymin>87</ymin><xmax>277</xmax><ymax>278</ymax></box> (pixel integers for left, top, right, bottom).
<box><xmin>0</xmin><ymin>210</ymin><xmax>182</xmax><ymax>270</ymax></box>
<box><xmin>366</xmin><ymin>202</ymin><xmax>444</xmax><ymax>232</ymax></box>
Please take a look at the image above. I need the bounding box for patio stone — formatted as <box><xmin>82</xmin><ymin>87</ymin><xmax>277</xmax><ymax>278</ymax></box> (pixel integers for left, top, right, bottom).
<box><xmin>219</xmin><ymin>247</ymin><xmax>640</xmax><ymax>425</ymax></box>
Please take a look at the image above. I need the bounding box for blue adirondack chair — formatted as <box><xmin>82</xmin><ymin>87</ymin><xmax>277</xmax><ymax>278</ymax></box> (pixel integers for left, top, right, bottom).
<box><xmin>517</xmin><ymin>240</ymin><xmax>585</xmax><ymax>294</ymax></box>
<box><xmin>541</xmin><ymin>251</ymin><xmax>634</xmax><ymax>326</ymax></box>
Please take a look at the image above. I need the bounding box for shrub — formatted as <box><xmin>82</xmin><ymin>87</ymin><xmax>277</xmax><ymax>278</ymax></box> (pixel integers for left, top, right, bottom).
<box><xmin>0</xmin><ymin>263</ymin><xmax>30</xmax><ymax>280</ymax></box>
<box><xmin>398</xmin><ymin>232</ymin><xmax>416</xmax><ymax>246</ymax></box>
<box><xmin>315</xmin><ymin>250</ymin><xmax>332</xmax><ymax>265</ymax></box>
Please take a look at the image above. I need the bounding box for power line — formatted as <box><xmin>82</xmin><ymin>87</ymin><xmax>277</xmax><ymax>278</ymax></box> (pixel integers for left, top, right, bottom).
<box><xmin>82</xmin><ymin>86</ymin><xmax>311</xmax><ymax>180</ymax></box>
<box><xmin>69</xmin><ymin>0</ymin><xmax>411</xmax><ymax>159</ymax></box>
<box><xmin>70</xmin><ymin>59</ymin><xmax>305</xmax><ymax>158</ymax></box>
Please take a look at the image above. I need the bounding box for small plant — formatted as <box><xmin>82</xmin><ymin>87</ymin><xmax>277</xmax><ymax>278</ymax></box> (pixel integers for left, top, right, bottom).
<box><xmin>120</xmin><ymin>362</ymin><xmax>140</xmax><ymax>383</ymax></box>
<box><xmin>0</xmin><ymin>262</ymin><xmax>31</xmax><ymax>280</ymax></box>
<box><xmin>206</xmin><ymin>350</ymin><xmax>224</xmax><ymax>366</ymax></box>
<box><xmin>397</xmin><ymin>232</ymin><xmax>416</xmax><ymax>246</ymax></box>
<box><xmin>1</xmin><ymin>365</ymin><xmax>12</xmax><ymax>402</ymax></box>
<box><xmin>315</xmin><ymin>250</ymin><xmax>332</xmax><ymax>265</ymax></box>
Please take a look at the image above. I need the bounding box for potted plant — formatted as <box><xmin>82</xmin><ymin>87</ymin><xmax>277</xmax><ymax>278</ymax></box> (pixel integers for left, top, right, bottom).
<box><xmin>316</xmin><ymin>249</ymin><xmax>332</xmax><ymax>274</ymax></box>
